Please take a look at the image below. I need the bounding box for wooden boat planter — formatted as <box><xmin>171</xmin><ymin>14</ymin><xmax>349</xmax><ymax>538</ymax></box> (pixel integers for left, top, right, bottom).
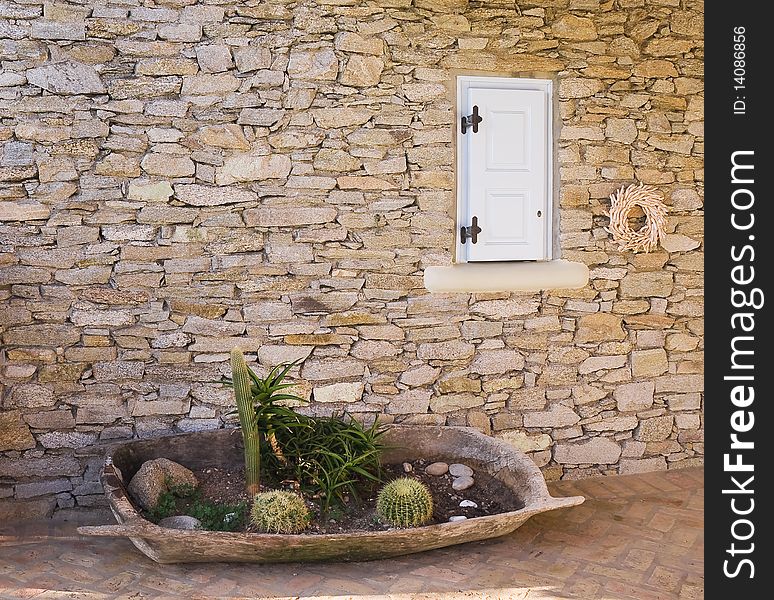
<box><xmin>78</xmin><ymin>425</ymin><xmax>584</xmax><ymax>564</ymax></box>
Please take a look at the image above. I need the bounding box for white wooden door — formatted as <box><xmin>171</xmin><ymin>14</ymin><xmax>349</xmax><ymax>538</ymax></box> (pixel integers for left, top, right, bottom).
<box><xmin>462</xmin><ymin>87</ymin><xmax>548</xmax><ymax>261</ymax></box>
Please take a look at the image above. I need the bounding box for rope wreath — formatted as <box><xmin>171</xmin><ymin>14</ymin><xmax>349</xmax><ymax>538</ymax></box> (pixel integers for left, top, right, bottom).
<box><xmin>604</xmin><ymin>183</ymin><xmax>668</xmax><ymax>253</ymax></box>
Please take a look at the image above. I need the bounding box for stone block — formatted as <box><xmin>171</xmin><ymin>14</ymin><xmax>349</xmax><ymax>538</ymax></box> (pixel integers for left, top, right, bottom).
<box><xmin>497</xmin><ymin>431</ymin><xmax>552</xmax><ymax>453</ymax></box>
<box><xmin>313</xmin><ymin>382</ymin><xmax>364</xmax><ymax>403</ymax></box>
<box><xmin>93</xmin><ymin>361</ymin><xmax>145</xmax><ymax>381</ymax></box>
<box><xmin>26</xmin><ymin>62</ymin><xmax>107</xmax><ymax>95</ymax></box>
<box><xmin>656</xmin><ymin>375</ymin><xmax>704</xmax><ymax>393</ymax></box>
<box><xmin>559</xmin><ymin>77</ymin><xmax>603</xmax><ymax>98</ymax></box>
<box><xmin>301</xmin><ymin>359</ymin><xmax>365</xmax><ymax>381</ymax></box>
<box><xmin>141</xmin><ymin>154</ymin><xmax>195</xmax><ymax>177</ymax></box>
<box><xmin>31</xmin><ymin>20</ymin><xmax>86</xmax><ymax>41</ymax></box>
<box><xmin>312</xmin><ymin>109</ymin><xmax>374</xmax><ymax>129</ymax></box>
<box><xmin>579</xmin><ymin>355</ymin><xmax>627</xmax><ymax>374</ymax></box>
<box><xmin>182</xmin><ymin>317</ymin><xmax>245</xmax><ymax>337</ymax></box>
<box><xmin>614</xmin><ymin>381</ymin><xmax>654</xmax><ymax>411</ymax></box>
<box><xmin>620</xmin><ymin>272</ymin><xmax>674</xmax><ymax>298</ymax></box>
<box><xmin>470</xmin><ymin>349</ymin><xmax>525</xmax><ymax>375</ymax></box>
<box><xmin>633</xmin><ymin>60</ymin><xmax>680</xmax><ymax>78</ymax></box>
<box><xmin>290</xmin><ymin>292</ymin><xmax>359</xmax><ymax>314</ymax></box>
<box><xmin>470</xmin><ymin>298</ymin><xmax>540</xmax><ymax>319</ymax></box>
<box><xmin>605</xmin><ymin>118</ymin><xmax>638</xmax><ymax>144</ymax></box>
<box><xmin>510</xmin><ymin>388</ymin><xmax>547</xmax><ymax>410</ymax></box>
<box><xmin>181</xmin><ymin>73</ymin><xmax>240</xmax><ymax>96</ymax></box>
<box><xmin>195</xmin><ymin>45</ymin><xmax>233</xmax><ymax>73</ymax></box>
<box><xmin>631</xmin><ymin>349</ymin><xmax>668</xmax><ymax>377</ymax></box>
<box><xmin>38</xmin><ymin>431</ymin><xmax>98</xmax><ymax>448</ymax></box>
<box><xmin>636</xmin><ymin>415</ymin><xmax>674</xmax><ymax>442</ymax></box>
<box><xmin>288</xmin><ymin>48</ymin><xmax>338</xmax><ymax>81</ymax></box>
<box><xmin>136</xmin><ymin>58</ymin><xmax>198</xmax><ymax>76</ymax></box>
<box><xmin>335</xmin><ymin>32</ymin><xmax>384</xmax><ymax>55</ymax></box>
<box><xmin>417</xmin><ymin>340</ymin><xmax>475</xmax><ymax>361</ymax></box>
<box><xmin>234</xmin><ymin>47</ymin><xmax>272</xmax><ymax>72</ymax></box>
<box><xmin>23</xmin><ymin>410</ymin><xmax>76</xmax><ymax>430</ymax></box>
<box><xmin>0</xmin><ymin>410</ymin><xmax>36</xmax><ymax>451</ymax></box>
<box><xmin>460</xmin><ymin>321</ymin><xmax>503</xmax><ymax>339</ymax></box>
<box><xmin>429</xmin><ymin>393</ymin><xmax>484</xmax><ymax>414</ymax></box>
<box><xmin>523</xmin><ymin>404</ymin><xmax>580</xmax><ymax>428</ymax></box>
<box><xmin>244</xmin><ymin>206</ymin><xmax>336</xmax><ymax>227</ymax></box>
<box><xmin>216</xmin><ymin>153</ymin><xmax>291</xmax><ymax>184</ymax></box>
<box><xmin>341</xmin><ymin>56</ymin><xmax>384</xmax><ymax>86</ymax></box>
<box><xmin>575</xmin><ymin>313</ymin><xmax>626</xmax><ymax>343</ymax></box>
<box><xmin>15</xmin><ymin>479</ymin><xmax>73</xmax><ymax>499</ymax></box>
<box><xmin>351</xmin><ymin>340</ymin><xmax>399</xmax><ymax>360</ymax></box>
<box><xmin>0</xmin><ymin>456</ymin><xmax>82</xmax><ymax>478</ymax></box>
<box><xmin>552</xmin><ymin>14</ymin><xmax>597</xmax><ymax>40</ymax></box>
<box><xmin>0</xmin><ymin>202</ymin><xmax>51</xmax><ymax>221</ymax></box>
<box><xmin>554</xmin><ymin>437</ymin><xmax>621</xmax><ymax>465</ymax></box>
<box><xmin>175</xmin><ymin>184</ymin><xmax>257</xmax><ymax>206</ymax></box>
<box><xmin>438</xmin><ymin>377</ymin><xmax>481</xmax><ymax>394</ymax></box>
<box><xmin>399</xmin><ymin>365</ymin><xmax>440</xmax><ymax>387</ymax></box>
<box><xmin>3</xmin><ymin>325</ymin><xmax>81</xmax><ymax>347</ymax></box>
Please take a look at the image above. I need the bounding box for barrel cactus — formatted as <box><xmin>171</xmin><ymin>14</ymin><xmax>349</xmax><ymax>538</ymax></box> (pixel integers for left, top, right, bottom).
<box><xmin>376</xmin><ymin>477</ymin><xmax>434</xmax><ymax>527</ymax></box>
<box><xmin>251</xmin><ymin>490</ymin><xmax>311</xmax><ymax>534</ymax></box>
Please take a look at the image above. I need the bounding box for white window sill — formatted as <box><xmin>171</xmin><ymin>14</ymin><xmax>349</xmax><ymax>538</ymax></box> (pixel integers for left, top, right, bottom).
<box><xmin>423</xmin><ymin>260</ymin><xmax>589</xmax><ymax>293</ymax></box>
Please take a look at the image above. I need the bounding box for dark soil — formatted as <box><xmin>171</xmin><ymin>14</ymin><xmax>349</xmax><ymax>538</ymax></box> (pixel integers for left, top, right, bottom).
<box><xmin>149</xmin><ymin>459</ymin><xmax>523</xmax><ymax>534</ymax></box>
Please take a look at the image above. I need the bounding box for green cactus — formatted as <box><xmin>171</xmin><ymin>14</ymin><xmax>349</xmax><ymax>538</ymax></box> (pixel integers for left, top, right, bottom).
<box><xmin>231</xmin><ymin>348</ymin><xmax>261</xmax><ymax>496</ymax></box>
<box><xmin>251</xmin><ymin>490</ymin><xmax>311</xmax><ymax>534</ymax></box>
<box><xmin>376</xmin><ymin>477</ymin><xmax>434</xmax><ymax>528</ymax></box>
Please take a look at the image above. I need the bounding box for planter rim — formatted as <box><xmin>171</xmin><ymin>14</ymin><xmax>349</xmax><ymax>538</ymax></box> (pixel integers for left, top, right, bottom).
<box><xmin>78</xmin><ymin>425</ymin><xmax>584</xmax><ymax>563</ymax></box>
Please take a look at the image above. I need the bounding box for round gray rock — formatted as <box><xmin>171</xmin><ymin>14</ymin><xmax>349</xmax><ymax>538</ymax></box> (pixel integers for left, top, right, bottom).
<box><xmin>158</xmin><ymin>515</ymin><xmax>202</xmax><ymax>530</ymax></box>
<box><xmin>448</xmin><ymin>515</ymin><xmax>468</xmax><ymax>522</ymax></box>
<box><xmin>459</xmin><ymin>499</ymin><xmax>478</xmax><ymax>508</ymax></box>
<box><xmin>425</xmin><ymin>461</ymin><xmax>449</xmax><ymax>476</ymax></box>
<box><xmin>452</xmin><ymin>475</ymin><xmax>474</xmax><ymax>491</ymax></box>
<box><xmin>127</xmin><ymin>458</ymin><xmax>198</xmax><ymax>511</ymax></box>
<box><xmin>449</xmin><ymin>463</ymin><xmax>474</xmax><ymax>478</ymax></box>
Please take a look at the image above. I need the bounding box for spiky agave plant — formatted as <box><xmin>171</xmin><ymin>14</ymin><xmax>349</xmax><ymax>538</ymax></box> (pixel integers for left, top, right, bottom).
<box><xmin>248</xmin><ymin>360</ymin><xmax>307</xmax><ymax>466</ymax></box>
<box><xmin>231</xmin><ymin>348</ymin><xmax>261</xmax><ymax>495</ymax></box>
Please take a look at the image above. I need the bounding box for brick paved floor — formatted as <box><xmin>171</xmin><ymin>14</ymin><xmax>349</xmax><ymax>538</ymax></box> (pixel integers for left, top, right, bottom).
<box><xmin>0</xmin><ymin>468</ymin><xmax>703</xmax><ymax>600</ymax></box>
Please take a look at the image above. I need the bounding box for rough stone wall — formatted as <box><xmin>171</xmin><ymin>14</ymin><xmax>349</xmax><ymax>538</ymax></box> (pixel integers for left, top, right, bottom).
<box><xmin>0</xmin><ymin>0</ymin><xmax>703</xmax><ymax>517</ymax></box>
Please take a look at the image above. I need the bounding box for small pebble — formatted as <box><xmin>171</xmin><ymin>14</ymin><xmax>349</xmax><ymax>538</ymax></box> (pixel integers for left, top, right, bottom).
<box><xmin>449</xmin><ymin>515</ymin><xmax>468</xmax><ymax>522</ymax></box>
<box><xmin>425</xmin><ymin>461</ymin><xmax>449</xmax><ymax>476</ymax></box>
<box><xmin>452</xmin><ymin>475</ymin><xmax>474</xmax><ymax>491</ymax></box>
<box><xmin>459</xmin><ymin>499</ymin><xmax>478</xmax><ymax>508</ymax></box>
<box><xmin>449</xmin><ymin>463</ymin><xmax>474</xmax><ymax>478</ymax></box>
<box><xmin>402</xmin><ymin>462</ymin><xmax>413</xmax><ymax>473</ymax></box>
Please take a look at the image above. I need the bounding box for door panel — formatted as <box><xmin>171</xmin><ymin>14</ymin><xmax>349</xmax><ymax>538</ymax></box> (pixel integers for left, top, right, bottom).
<box><xmin>484</xmin><ymin>190</ymin><xmax>528</xmax><ymax>243</ymax></box>
<box><xmin>464</xmin><ymin>87</ymin><xmax>547</xmax><ymax>261</ymax></box>
<box><xmin>486</xmin><ymin>110</ymin><xmax>528</xmax><ymax>171</ymax></box>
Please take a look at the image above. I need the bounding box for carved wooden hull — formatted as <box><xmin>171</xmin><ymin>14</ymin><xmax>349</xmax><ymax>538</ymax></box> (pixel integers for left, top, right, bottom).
<box><xmin>78</xmin><ymin>426</ymin><xmax>584</xmax><ymax>563</ymax></box>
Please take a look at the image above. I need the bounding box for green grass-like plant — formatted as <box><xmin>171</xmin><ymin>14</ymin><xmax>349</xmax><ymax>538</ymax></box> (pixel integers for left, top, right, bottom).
<box><xmin>376</xmin><ymin>478</ymin><xmax>434</xmax><ymax>528</ymax></box>
<box><xmin>251</xmin><ymin>490</ymin><xmax>311</xmax><ymax>534</ymax></box>
<box><xmin>147</xmin><ymin>483</ymin><xmax>247</xmax><ymax>532</ymax></box>
<box><xmin>274</xmin><ymin>413</ymin><xmax>386</xmax><ymax>513</ymax></box>
<box><xmin>188</xmin><ymin>498</ymin><xmax>247</xmax><ymax>532</ymax></box>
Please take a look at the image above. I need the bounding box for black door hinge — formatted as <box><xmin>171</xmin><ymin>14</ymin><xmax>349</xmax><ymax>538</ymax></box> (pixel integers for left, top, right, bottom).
<box><xmin>460</xmin><ymin>216</ymin><xmax>482</xmax><ymax>244</ymax></box>
<box><xmin>461</xmin><ymin>105</ymin><xmax>482</xmax><ymax>134</ymax></box>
